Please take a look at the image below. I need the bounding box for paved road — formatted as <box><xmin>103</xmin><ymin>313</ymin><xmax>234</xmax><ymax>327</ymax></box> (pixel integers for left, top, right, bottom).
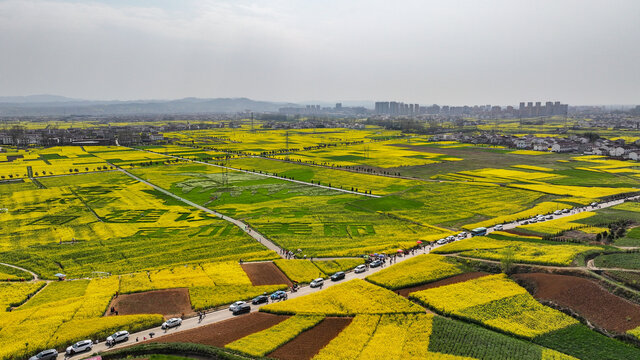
<box><xmin>134</xmin><ymin>147</ymin><xmax>381</xmax><ymax>198</ymax></box>
<box><xmin>494</xmin><ymin>195</ymin><xmax>640</xmax><ymax>233</ymax></box>
<box><xmin>58</xmin><ymin>245</ymin><xmax>442</xmax><ymax>359</ymax></box>
<box><xmin>118</xmin><ymin>169</ymin><xmax>287</xmax><ymax>259</ymax></box>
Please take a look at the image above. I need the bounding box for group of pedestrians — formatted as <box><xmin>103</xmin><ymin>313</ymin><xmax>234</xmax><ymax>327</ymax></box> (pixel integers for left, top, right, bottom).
<box><xmin>281</xmin><ymin>248</ymin><xmax>296</xmax><ymax>259</ymax></box>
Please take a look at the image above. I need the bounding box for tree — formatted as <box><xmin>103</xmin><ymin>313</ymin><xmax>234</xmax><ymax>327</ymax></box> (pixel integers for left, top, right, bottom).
<box><xmin>501</xmin><ymin>247</ymin><xmax>515</xmax><ymax>274</ymax></box>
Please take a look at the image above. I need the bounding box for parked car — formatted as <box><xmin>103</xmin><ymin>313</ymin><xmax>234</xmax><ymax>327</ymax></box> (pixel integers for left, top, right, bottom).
<box><xmin>562</xmin><ymin>208</ymin><xmax>571</xmax><ymax>213</ymax></box>
<box><xmin>494</xmin><ymin>224</ymin><xmax>503</xmax><ymax>231</ymax></box>
<box><xmin>446</xmin><ymin>235</ymin><xmax>455</xmax><ymax>241</ymax></box>
<box><xmin>232</xmin><ymin>303</ymin><xmax>251</xmax><ymax>315</ymax></box>
<box><xmin>459</xmin><ymin>231</ymin><xmax>468</xmax><ymax>237</ymax></box>
<box><xmin>330</xmin><ymin>271</ymin><xmax>345</xmax><ymax>281</ymax></box>
<box><xmin>554</xmin><ymin>210</ymin><xmax>562</xmax><ymax>215</ymax></box>
<box><xmin>66</xmin><ymin>340</ymin><xmax>92</xmax><ymax>355</ymax></box>
<box><xmin>529</xmin><ymin>218</ymin><xmax>537</xmax><ymax>223</ymax></box>
<box><xmin>521</xmin><ymin>220</ymin><xmax>529</xmax><ymax>225</ymax></box>
<box><xmin>436</xmin><ymin>238</ymin><xmax>447</xmax><ymax>245</ymax></box>
<box><xmin>310</xmin><ymin>278</ymin><xmax>324</xmax><ymax>288</ymax></box>
<box><xmin>29</xmin><ymin>349</ymin><xmax>57</xmax><ymax>360</ymax></box>
<box><xmin>252</xmin><ymin>295</ymin><xmax>269</xmax><ymax>304</ymax></box>
<box><xmin>354</xmin><ymin>264</ymin><xmax>367</xmax><ymax>273</ymax></box>
<box><xmin>270</xmin><ymin>290</ymin><xmax>287</xmax><ymax>300</ymax></box>
<box><xmin>229</xmin><ymin>301</ymin><xmax>246</xmax><ymax>312</ymax></box>
<box><xmin>369</xmin><ymin>260</ymin><xmax>382</xmax><ymax>268</ymax></box>
<box><xmin>161</xmin><ymin>317</ymin><xmax>182</xmax><ymax>330</ymax></box>
<box><xmin>545</xmin><ymin>215</ymin><xmax>553</xmax><ymax>220</ymax></box>
<box><xmin>106</xmin><ymin>330</ymin><xmax>129</xmax><ymax>345</ymax></box>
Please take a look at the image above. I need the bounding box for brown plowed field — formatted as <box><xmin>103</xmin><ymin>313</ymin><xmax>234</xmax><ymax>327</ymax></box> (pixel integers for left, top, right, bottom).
<box><xmin>242</xmin><ymin>262</ymin><xmax>293</xmax><ymax>287</ymax></box>
<box><xmin>268</xmin><ymin>317</ymin><xmax>352</xmax><ymax>360</ymax></box>
<box><xmin>106</xmin><ymin>288</ymin><xmax>193</xmax><ymax>319</ymax></box>
<box><xmin>397</xmin><ymin>272</ymin><xmax>489</xmax><ymax>297</ymax></box>
<box><xmin>512</xmin><ymin>273</ymin><xmax>640</xmax><ymax>333</ymax></box>
<box><xmin>151</xmin><ymin>312</ymin><xmax>290</xmax><ymax>347</ymax></box>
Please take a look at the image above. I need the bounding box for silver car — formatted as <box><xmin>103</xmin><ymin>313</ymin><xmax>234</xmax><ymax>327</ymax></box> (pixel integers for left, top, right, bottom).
<box><xmin>310</xmin><ymin>278</ymin><xmax>324</xmax><ymax>288</ymax></box>
<box><xmin>229</xmin><ymin>301</ymin><xmax>246</xmax><ymax>312</ymax></box>
<box><xmin>106</xmin><ymin>330</ymin><xmax>129</xmax><ymax>345</ymax></box>
<box><xmin>66</xmin><ymin>339</ymin><xmax>92</xmax><ymax>355</ymax></box>
<box><xmin>354</xmin><ymin>264</ymin><xmax>367</xmax><ymax>273</ymax></box>
<box><xmin>161</xmin><ymin>317</ymin><xmax>182</xmax><ymax>329</ymax></box>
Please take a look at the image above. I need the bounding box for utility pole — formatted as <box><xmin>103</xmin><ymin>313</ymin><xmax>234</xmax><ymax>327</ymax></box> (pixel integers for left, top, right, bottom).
<box><xmin>285</xmin><ymin>131</ymin><xmax>289</xmax><ymax>151</ymax></box>
<box><xmin>250</xmin><ymin>112</ymin><xmax>254</xmax><ymax>132</ymax></box>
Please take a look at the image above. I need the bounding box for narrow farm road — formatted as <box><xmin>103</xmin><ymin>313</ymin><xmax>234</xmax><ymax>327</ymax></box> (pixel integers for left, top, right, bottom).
<box><xmin>118</xmin><ymin>168</ymin><xmax>286</xmax><ymax>259</ymax></box>
<box><xmin>134</xmin><ymin>147</ymin><xmax>381</xmax><ymax>198</ymax></box>
<box><xmin>0</xmin><ymin>262</ymin><xmax>41</xmax><ymax>282</ymax></box>
<box><xmin>61</xmin><ymin>245</ymin><xmax>438</xmax><ymax>360</ymax></box>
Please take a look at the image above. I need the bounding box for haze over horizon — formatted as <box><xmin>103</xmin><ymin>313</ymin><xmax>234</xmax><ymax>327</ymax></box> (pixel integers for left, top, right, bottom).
<box><xmin>1</xmin><ymin>0</ymin><xmax>638</xmax><ymax>106</ymax></box>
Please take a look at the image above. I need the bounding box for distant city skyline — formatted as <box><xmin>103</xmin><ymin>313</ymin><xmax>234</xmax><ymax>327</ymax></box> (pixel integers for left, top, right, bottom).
<box><xmin>0</xmin><ymin>0</ymin><xmax>639</xmax><ymax>105</ymax></box>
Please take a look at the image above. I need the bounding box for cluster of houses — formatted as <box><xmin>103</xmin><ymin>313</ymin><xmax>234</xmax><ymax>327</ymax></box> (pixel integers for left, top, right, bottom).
<box><xmin>432</xmin><ymin>133</ymin><xmax>640</xmax><ymax>160</ymax></box>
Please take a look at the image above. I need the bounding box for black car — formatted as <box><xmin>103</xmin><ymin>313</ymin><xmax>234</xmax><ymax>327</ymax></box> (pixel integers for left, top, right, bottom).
<box><xmin>232</xmin><ymin>303</ymin><xmax>251</xmax><ymax>315</ymax></box>
<box><xmin>369</xmin><ymin>260</ymin><xmax>382</xmax><ymax>268</ymax></box>
<box><xmin>330</xmin><ymin>271</ymin><xmax>345</xmax><ymax>281</ymax></box>
<box><xmin>252</xmin><ymin>295</ymin><xmax>268</xmax><ymax>305</ymax></box>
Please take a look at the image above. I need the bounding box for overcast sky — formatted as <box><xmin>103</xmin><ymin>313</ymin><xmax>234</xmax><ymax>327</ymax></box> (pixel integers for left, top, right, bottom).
<box><xmin>0</xmin><ymin>0</ymin><xmax>638</xmax><ymax>105</ymax></box>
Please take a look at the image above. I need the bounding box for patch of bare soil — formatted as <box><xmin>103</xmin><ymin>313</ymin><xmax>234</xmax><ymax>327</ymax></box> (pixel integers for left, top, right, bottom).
<box><xmin>396</xmin><ymin>272</ymin><xmax>489</xmax><ymax>297</ymax></box>
<box><xmin>151</xmin><ymin>312</ymin><xmax>290</xmax><ymax>347</ymax></box>
<box><xmin>512</xmin><ymin>273</ymin><xmax>640</xmax><ymax>333</ymax></box>
<box><xmin>106</xmin><ymin>288</ymin><xmax>193</xmax><ymax>319</ymax></box>
<box><xmin>268</xmin><ymin>317</ymin><xmax>352</xmax><ymax>360</ymax></box>
<box><xmin>242</xmin><ymin>262</ymin><xmax>293</xmax><ymax>287</ymax></box>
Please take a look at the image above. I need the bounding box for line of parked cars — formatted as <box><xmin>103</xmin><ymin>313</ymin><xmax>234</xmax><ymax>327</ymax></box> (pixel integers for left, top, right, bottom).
<box><xmin>520</xmin><ymin>208</ymin><xmax>571</xmax><ymax>225</ymax></box>
<box><xmin>436</xmin><ymin>232</ymin><xmax>467</xmax><ymax>245</ymax></box>
<box><xmin>30</xmin><ymin>329</ymin><xmax>131</xmax><ymax>359</ymax></box>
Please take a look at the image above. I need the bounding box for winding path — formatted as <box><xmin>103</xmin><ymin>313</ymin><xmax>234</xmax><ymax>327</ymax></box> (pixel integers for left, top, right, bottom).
<box><xmin>0</xmin><ymin>262</ymin><xmax>41</xmax><ymax>282</ymax></box>
<box><xmin>118</xmin><ymin>169</ymin><xmax>286</xmax><ymax>259</ymax></box>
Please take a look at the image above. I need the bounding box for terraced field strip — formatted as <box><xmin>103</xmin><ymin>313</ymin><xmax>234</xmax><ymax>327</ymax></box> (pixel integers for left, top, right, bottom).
<box><xmin>134</xmin><ymin>147</ymin><xmax>381</xmax><ymax>198</ymax></box>
<box><xmin>118</xmin><ymin>168</ymin><xmax>287</xmax><ymax>258</ymax></box>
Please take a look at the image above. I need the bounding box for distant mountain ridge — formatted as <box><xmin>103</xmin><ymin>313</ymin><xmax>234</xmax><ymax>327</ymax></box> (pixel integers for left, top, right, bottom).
<box><xmin>0</xmin><ymin>96</ymin><xmax>300</xmax><ymax>116</ymax></box>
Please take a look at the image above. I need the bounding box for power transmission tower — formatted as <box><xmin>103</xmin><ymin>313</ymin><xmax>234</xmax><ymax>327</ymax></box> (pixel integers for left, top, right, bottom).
<box><xmin>285</xmin><ymin>131</ymin><xmax>289</xmax><ymax>151</ymax></box>
<box><xmin>250</xmin><ymin>112</ymin><xmax>254</xmax><ymax>132</ymax></box>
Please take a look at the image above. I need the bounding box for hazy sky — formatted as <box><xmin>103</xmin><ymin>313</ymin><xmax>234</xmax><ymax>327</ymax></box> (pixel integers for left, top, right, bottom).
<box><xmin>0</xmin><ymin>0</ymin><xmax>638</xmax><ymax>105</ymax></box>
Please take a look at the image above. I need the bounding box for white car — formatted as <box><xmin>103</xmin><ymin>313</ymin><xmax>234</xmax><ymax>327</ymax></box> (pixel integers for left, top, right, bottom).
<box><xmin>161</xmin><ymin>317</ymin><xmax>182</xmax><ymax>329</ymax></box>
<box><xmin>66</xmin><ymin>339</ymin><xmax>92</xmax><ymax>355</ymax></box>
<box><xmin>446</xmin><ymin>235</ymin><xmax>455</xmax><ymax>241</ymax></box>
<box><xmin>545</xmin><ymin>215</ymin><xmax>553</xmax><ymax>220</ymax></box>
<box><xmin>553</xmin><ymin>210</ymin><xmax>562</xmax><ymax>215</ymax></box>
<box><xmin>310</xmin><ymin>278</ymin><xmax>324</xmax><ymax>288</ymax></box>
<box><xmin>229</xmin><ymin>301</ymin><xmax>246</xmax><ymax>312</ymax></box>
<box><xmin>437</xmin><ymin>239</ymin><xmax>447</xmax><ymax>245</ymax></box>
<box><xmin>494</xmin><ymin>224</ymin><xmax>503</xmax><ymax>231</ymax></box>
<box><xmin>354</xmin><ymin>264</ymin><xmax>367</xmax><ymax>273</ymax></box>
<box><xmin>106</xmin><ymin>330</ymin><xmax>129</xmax><ymax>345</ymax></box>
